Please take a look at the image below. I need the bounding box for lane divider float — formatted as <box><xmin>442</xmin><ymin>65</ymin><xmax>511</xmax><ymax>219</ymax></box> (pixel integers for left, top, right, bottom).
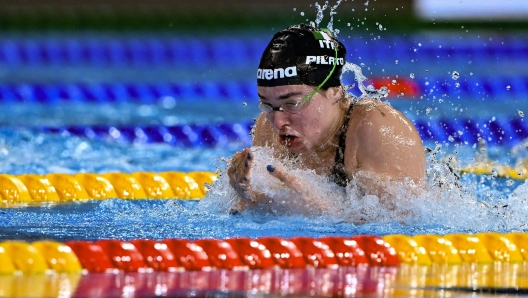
<box><xmin>0</xmin><ymin>76</ymin><xmax>526</xmax><ymax>103</ymax></box>
<box><xmin>1</xmin><ymin>232</ymin><xmax>528</xmax><ymax>274</ymax></box>
<box><xmin>0</xmin><ymin>171</ymin><xmax>218</xmax><ymax>205</ymax></box>
<box><xmin>0</xmin><ymin>35</ymin><xmax>525</xmax><ymax>69</ymax></box>
<box><xmin>459</xmin><ymin>162</ymin><xmax>528</xmax><ymax>180</ymax></box>
<box><xmin>2</xmin><ymin>233</ymin><xmax>528</xmax><ymax>295</ymax></box>
<box><xmin>33</xmin><ymin>116</ymin><xmax>528</xmax><ymax>148</ymax></box>
<box><xmin>0</xmin><ymin>161</ymin><xmax>525</xmax><ymax>208</ymax></box>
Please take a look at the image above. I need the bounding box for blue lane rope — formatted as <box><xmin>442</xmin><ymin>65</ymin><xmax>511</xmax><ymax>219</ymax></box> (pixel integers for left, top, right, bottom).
<box><xmin>0</xmin><ymin>77</ymin><xmax>526</xmax><ymax>104</ymax></box>
<box><xmin>23</xmin><ymin>116</ymin><xmax>528</xmax><ymax>147</ymax></box>
<box><xmin>0</xmin><ymin>35</ymin><xmax>526</xmax><ymax>67</ymax></box>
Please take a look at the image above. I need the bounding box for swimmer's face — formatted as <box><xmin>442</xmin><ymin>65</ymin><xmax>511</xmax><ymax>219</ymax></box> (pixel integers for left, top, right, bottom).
<box><xmin>257</xmin><ymin>85</ymin><xmax>343</xmax><ymax>153</ymax></box>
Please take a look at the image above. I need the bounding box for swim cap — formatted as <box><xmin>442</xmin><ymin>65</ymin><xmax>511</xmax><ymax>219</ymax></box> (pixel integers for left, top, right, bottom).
<box><xmin>257</xmin><ymin>24</ymin><xmax>346</xmax><ymax>89</ymax></box>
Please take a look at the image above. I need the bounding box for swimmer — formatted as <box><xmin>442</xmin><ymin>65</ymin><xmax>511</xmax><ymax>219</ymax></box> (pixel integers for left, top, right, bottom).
<box><xmin>228</xmin><ymin>24</ymin><xmax>426</xmax><ymax>212</ymax></box>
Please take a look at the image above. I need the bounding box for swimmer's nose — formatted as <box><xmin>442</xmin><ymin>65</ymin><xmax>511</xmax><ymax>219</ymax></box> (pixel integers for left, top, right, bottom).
<box><xmin>267</xmin><ymin>110</ymin><xmax>290</xmax><ymax>130</ymax></box>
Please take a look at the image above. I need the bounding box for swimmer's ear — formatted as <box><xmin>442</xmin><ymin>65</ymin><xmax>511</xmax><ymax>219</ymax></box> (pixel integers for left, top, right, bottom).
<box><xmin>326</xmin><ymin>86</ymin><xmax>343</xmax><ymax>103</ymax></box>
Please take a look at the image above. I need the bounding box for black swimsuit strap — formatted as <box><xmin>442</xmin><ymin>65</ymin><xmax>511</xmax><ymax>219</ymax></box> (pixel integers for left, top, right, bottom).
<box><xmin>330</xmin><ymin>103</ymin><xmax>354</xmax><ymax>187</ymax></box>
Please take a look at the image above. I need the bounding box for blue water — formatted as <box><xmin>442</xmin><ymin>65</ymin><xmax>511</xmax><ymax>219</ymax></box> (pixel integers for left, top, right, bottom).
<box><xmin>1</xmin><ymin>30</ymin><xmax>528</xmax><ymax>242</ymax></box>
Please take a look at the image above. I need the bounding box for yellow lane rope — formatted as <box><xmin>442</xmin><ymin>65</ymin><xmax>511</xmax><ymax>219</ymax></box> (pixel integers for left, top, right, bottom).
<box><xmin>0</xmin><ymin>171</ymin><xmax>218</xmax><ymax>206</ymax></box>
<box><xmin>460</xmin><ymin>163</ymin><xmax>528</xmax><ymax>180</ymax></box>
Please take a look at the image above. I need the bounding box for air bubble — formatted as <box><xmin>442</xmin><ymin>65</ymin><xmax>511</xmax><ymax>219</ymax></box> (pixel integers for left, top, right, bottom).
<box><xmin>455</xmin><ymin>82</ymin><xmax>460</xmax><ymax>88</ymax></box>
<box><xmin>242</xmin><ymin>102</ymin><xmax>247</xmax><ymax>107</ymax></box>
<box><xmin>506</xmin><ymin>85</ymin><xmax>511</xmax><ymax>90</ymax></box>
<box><xmin>392</xmin><ymin>79</ymin><xmax>397</xmax><ymax>85</ymax></box>
<box><xmin>506</xmin><ymin>179</ymin><xmax>514</xmax><ymax>186</ymax></box>
<box><xmin>519</xmin><ymin>110</ymin><xmax>525</xmax><ymax>117</ymax></box>
<box><xmin>410</xmin><ymin>73</ymin><xmax>415</xmax><ymax>79</ymax></box>
<box><xmin>360</xmin><ymin>63</ymin><xmax>365</xmax><ymax>67</ymax></box>
<box><xmin>300</xmin><ymin>11</ymin><xmax>305</xmax><ymax>16</ymax></box>
<box><xmin>452</xmin><ymin>71</ymin><xmax>460</xmax><ymax>80</ymax></box>
<box><xmin>395</xmin><ymin>60</ymin><xmax>398</xmax><ymax>64</ymax></box>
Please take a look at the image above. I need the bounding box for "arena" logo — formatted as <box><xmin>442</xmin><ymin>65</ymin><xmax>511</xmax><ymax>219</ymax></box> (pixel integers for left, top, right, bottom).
<box><xmin>257</xmin><ymin>66</ymin><xmax>297</xmax><ymax>80</ymax></box>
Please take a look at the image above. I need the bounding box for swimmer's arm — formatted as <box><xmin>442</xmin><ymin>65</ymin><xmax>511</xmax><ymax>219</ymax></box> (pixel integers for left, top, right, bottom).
<box><xmin>252</xmin><ymin>113</ymin><xmax>271</xmax><ymax>147</ymax></box>
<box><xmin>348</xmin><ymin>103</ymin><xmax>426</xmax><ymax>197</ymax></box>
<box><xmin>229</xmin><ymin>114</ymin><xmax>290</xmax><ymax>212</ymax></box>
<box><xmin>266</xmin><ymin>164</ymin><xmax>335</xmax><ymax>212</ymax></box>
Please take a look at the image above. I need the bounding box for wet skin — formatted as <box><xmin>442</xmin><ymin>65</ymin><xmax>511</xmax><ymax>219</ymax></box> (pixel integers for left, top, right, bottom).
<box><xmin>228</xmin><ymin>84</ymin><xmax>426</xmax><ymax>211</ymax></box>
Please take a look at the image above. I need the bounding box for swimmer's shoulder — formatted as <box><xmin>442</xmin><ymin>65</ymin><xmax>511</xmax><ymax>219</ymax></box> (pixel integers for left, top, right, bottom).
<box><xmin>350</xmin><ymin>99</ymin><xmax>413</xmax><ymax>129</ymax></box>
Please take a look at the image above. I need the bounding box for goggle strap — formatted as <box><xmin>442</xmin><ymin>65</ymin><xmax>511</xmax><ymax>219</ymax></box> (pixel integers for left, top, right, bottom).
<box><xmin>302</xmin><ymin>41</ymin><xmax>339</xmax><ymax>103</ymax></box>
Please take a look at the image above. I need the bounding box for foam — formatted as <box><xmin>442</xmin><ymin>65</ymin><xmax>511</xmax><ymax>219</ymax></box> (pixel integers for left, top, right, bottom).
<box><xmin>201</xmin><ymin>144</ymin><xmax>528</xmax><ymax>232</ymax></box>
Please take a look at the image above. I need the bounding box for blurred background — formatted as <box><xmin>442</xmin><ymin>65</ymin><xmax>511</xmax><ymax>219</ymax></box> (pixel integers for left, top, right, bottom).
<box><xmin>0</xmin><ymin>0</ymin><xmax>527</xmax><ymax>167</ymax></box>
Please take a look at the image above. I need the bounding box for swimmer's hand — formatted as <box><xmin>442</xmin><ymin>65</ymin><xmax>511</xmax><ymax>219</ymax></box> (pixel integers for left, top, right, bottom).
<box><xmin>227</xmin><ymin>148</ymin><xmax>259</xmax><ymax>209</ymax></box>
<box><xmin>266</xmin><ymin>163</ymin><xmax>331</xmax><ymax>212</ymax></box>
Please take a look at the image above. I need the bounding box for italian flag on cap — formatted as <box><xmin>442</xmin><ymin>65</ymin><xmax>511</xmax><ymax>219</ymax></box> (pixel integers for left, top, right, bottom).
<box><xmin>312</xmin><ymin>30</ymin><xmax>332</xmax><ymax>41</ymax></box>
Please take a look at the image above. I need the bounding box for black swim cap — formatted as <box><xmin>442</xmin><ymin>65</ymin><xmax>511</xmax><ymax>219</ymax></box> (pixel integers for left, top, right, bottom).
<box><xmin>257</xmin><ymin>24</ymin><xmax>346</xmax><ymax>89</ymax></box>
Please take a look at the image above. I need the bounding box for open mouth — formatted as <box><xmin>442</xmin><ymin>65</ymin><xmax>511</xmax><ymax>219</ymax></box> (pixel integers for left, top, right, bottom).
<box><xmin>280</xmin><ymin>134</ymin><xmax>297</xmax><ymax>146</ymax></box>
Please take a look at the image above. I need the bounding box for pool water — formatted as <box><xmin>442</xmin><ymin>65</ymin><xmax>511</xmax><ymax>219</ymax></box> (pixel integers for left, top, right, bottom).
<box><xmin>1</xmin><ymin>29</ymin><xmax>528</xmax><ymax>296</ymax></box>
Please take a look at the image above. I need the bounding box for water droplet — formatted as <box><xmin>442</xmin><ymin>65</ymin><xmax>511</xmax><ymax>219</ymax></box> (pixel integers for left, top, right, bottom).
<box><xmin>470</xmin><ymin>72</ymin><xmax>473</xmax><ymax>75</ymax></box>
<box><xmin>392</xmin><ymin>79</ymin><xmax>397</xmax><ymax>85</ymax></box>
<box><xmin>519</xmin><ymin>110</ymin><xmax>525</xmax><ymax>117</ymax></box>
<box><xmin>506</xmin><ymin>179</ymin><xmax>514</xmax><ymax>186</ymax></box>
<box><xmin>452</xmin><ymin>71</ymin><xmax>460</xmax><ymax>80</ymax></box>
<box><xmin>293</xmin><ymin>8</ymin><xmax>296</xmax><ymax>11</ymax></box>
<box><xmin>455</xmin><ymin>82</ymin><xmax>460</xmax><ymax>88</ymax></box>
<box><xmin>360</xmin><ymin>63</ymin><xmax>365</xmax><ymax>67</ymax></box>
<box><xmin>300</xmin><ymin>11</ymin><xmax>305</xmax><ymax>16</ymax></box>
<box><xmin>491</xmin><ymin>168</ymin><xmax>498</xmax><ymax>178</ymax></box>
<box><xmin>242</xmin><ymin>102</ymin><xmax>247</xmax><ymax>107</ymax></box>
<box><xmin>506</xmin><ymin>85</ymin><xmax>511</xmax><ymax>90</ymax></box>
<box><xmin>378</xmin><ymin>24</ymin><xmax>383</xmax><ymax>30</ymax></box>
<box><xmin>347</xmin><ymin>23</ymin><xmax>351</xmax><ymax>26</ymax></box>
<box><xmin>410</xmin><ymin>73</ymin><xmax>415</xmax><ymax>79</ymax></box>
<box><xmin>395</xmin><ymin>60</ymin><xmax>398</xmax><ymax>64</ymax></box>
<box><xmin>439</xmin><ymin>98</ymin><xmax>443</xmax><ymax>103</ymax></box>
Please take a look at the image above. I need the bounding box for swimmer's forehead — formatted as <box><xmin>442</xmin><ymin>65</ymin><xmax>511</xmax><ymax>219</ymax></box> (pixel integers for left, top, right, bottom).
<box><xmin>257</xmin><ymin>85</ymin><xmax>313</xmax><ymax>101</ymax></box>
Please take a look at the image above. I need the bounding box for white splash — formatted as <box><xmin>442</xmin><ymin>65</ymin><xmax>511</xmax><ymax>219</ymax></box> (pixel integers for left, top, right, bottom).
<box><xmin>199</xmin><ymin>145</ymin><xmax>528</xmax><ymax>231</ymax></box>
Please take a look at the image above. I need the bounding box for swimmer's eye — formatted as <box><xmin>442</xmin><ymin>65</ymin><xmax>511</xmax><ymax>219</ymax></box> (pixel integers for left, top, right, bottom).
<box><xmin>285</xmin><ymin>101</ymin><xmax>301</xmax><ymax>107</ymax></box>
<box><xmin>258</xmin><ymin>101</ymin><xmax>306</xmax><ymax>114</ymax></box>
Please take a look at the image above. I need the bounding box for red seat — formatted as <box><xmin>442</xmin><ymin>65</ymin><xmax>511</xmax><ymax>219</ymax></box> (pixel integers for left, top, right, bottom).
<box><xmin>161</xmin><ymin>238</ymin><xmax>211</xmax><ymax>271</ymax></box>
<box><xmin>225</xmin><ymin>237</ymin><xmax>276</xmax><ymax>269</ymax></box>
<box><xmin>130</xmin><ymin>239</ymin><xmax>181</xmax><ymax>271</ymax></box>
<box><xmin>256</xmin><ymin>237</ymin><xmax>306</xmax><ymax>269</ymax></box>
<box><xmin>319</xmin><ymin>236</ymin><xmax>369</xmax><ymax>266</ymax></box>
<box><xmin>96</xmin><ymin>239</ymin><xmax>148</xmax><ymax>272</ymax></box>
<box><xmin>65</xmin><ymin>241</ymin><xmax>114</xmax><ymax>273</ymax></box>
